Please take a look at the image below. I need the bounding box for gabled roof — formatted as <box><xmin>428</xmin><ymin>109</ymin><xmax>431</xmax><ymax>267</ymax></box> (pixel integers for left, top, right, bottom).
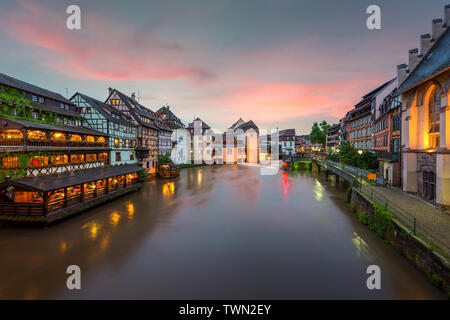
<box><xmin>73</xmin><ymin>93</ymin><xmax>134</xmax><ymax>126</ymax></box>
<box><xmin>2</xmin><ymin>165</ymin><xmax>143</xmax><ymax>192</ymax></box>
<box><xmin>229</xmin><ymin>118</ymin><xmax>245</xmax><ymax>129</ymax></box>
<box><xmin>156</xmin><ymin>106</ymin><xmax>182</xmax><ymax>122</ymax></box>
<box><xmin>0</xmin><ymin>73</ymin><xmax>73</xmax><ymax>105</ymax></box>
<box><xmin>354</xmin><ymin>78</ymin><xmax>396</xmax><ymax>110</ymax></box>
<box><xmin>110</xmin><ymin>90</ymin><xmax>160</xmax><ymax>130</ymax></box>
<box><xmin>279</xmin><ymin>129</ymin><xmax>295</xmax><ymax>136</ymax></box>
<box><xmin>187</xmin><ymin>117</ymin><xmax>211</xmax><ymax>129</ymax></box>
<box><xmin>398</xmin><ymin>28</ymin><xmax>450</xmax><ymax>94</ymax></box>
<box><xmin>0</xmin><ymin>117</ymin><xmax>106</xmax><ymax>136</ymax></box>
<box><xmin>235</xmin><ymin>120</ymin><xmax>259</xmax><ymax>132</ymax></box>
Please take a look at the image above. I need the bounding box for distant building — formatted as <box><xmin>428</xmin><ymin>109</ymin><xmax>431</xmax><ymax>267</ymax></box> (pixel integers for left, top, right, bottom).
<box><xmin>326</xmin><ymin>123</ymin><xmax>340</xmax><ymax>151</ymax></box>
<box><xmin>372</xmin><ymin>86</ymin><xmax>402</xmax><ymax>186</ymax></box>
<box><xmin>156</xmin><ymin>106</ymin><xmax>184</xmax><ymax>129</ymax></box>
<box><xmin>295</xmin><ymin>135</ymin><xmax>311</xmax><ymax>153</ymax></box>
<box><xmin>348</xmin><ymin>79</ymin><xmax>396</xmax><ymax>151</ymax></box>
<box><xmin>399</xmin><ymin>5</ymin><xmax>450</xmax><ymax>208</ymax></box>
<box><xmin>278</xmin><ymin>129</ymin><xmax>296</xmax><ymax>155</ymax></box>
<box><xmin>222</xmin><ymin>118</ymin><xmax>259</xmax><ymax>163</ymax></box>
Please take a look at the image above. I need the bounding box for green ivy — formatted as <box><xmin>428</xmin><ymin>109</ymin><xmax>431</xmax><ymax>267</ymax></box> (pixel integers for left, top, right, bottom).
<box><xmin>0</xmin><ymin>85</ymin><xmax>83</xmax><ymax>126</ymax></box>
<box><xmin>372</xmin><ymin>203</ymin><xmax>394</xmax><ymax>238</ymax></box>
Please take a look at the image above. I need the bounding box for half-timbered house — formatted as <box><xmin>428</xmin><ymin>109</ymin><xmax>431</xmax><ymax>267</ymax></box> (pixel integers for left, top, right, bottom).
<box><xmin>70</xmin><ymin>93</ymin><xmax>138</xmax><ymax>166</ymax></box>
<box><xmin>105</xmin><ymin>89</ymin><xmax>160</xmax><ymax>172</ymax></box>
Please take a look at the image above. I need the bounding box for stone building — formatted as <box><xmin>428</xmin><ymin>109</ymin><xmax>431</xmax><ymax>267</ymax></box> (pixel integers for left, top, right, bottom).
<box><xmin>326</xmin><ymin>123</ymin><xmax>340</xmax><ymax>151</ymax></box>
<box><xmin>399</xmin><ymin>5</ymin><xmax>450</xmax><ymax>208</ymax></box>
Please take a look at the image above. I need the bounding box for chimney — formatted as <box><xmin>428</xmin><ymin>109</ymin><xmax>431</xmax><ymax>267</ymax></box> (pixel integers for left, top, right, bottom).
<box><xmin>131</xmin><ymin>92</ymin><xmax>136</xmax><ymax>100</ymax></box>
<box><xmin>432</xmin><ymin>18</ymin><xmax>444</xmax><ymax>40</ymax></box>
<box><xmin>445</xmin><ymin>4</ymin><xmax>450</xmax><ymax>27</ymax></box>
<box><xmin>408</xmin><ymin>48</ymin><xmax>420</xmax><ymax>71</ymax></box>
<box><xmin>420</xmin><ymin>34</ymin><xmax>432</xmax><ymax>56</ymax></box>
<box><xmin>397</xmin><ymin>64</ymin><xmax>409</xmax><ymax>85</ymax></box>
<box><xmin>108</xmin><ymin>87</ymin><xmax>113</xmax><ymax>95</ymax></box>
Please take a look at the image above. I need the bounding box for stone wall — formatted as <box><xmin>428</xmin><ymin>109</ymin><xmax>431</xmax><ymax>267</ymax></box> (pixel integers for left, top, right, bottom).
<box><xmin>351</xmin><ymin>188</ymin><xmax>449</xmax><ymax>295</ymax></box>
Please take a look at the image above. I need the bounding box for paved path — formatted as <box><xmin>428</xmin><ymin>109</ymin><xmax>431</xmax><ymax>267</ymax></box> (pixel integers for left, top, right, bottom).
<box><xmin>359</xmin><ymin>183</ymin><xmax>450</xmax><ymax>256</ymax></box>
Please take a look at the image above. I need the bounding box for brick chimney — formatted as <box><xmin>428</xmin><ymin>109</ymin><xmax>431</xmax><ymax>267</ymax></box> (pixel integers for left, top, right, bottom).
<box><xmin>445</xmin><ymin>4</ymin><xmax>450</xmax><ymax>27</ymax></box>
<box><xmin>108</xmin><ymin>87</ymin><xmax>113</xmax><ymax>95</ymax></box>
<box><xmin>432</xmin><ymin>18</ymin><xmax>445</xmax><ymax>40</ymax></box>
<box><xmin>408</xmin><ymin>48</ymin><xmax>420</xmax><ymax>71</ymax></box>
<box><xmin>397</xmin><ymin>64</ymin><xmax>409</xmax><ymax>85</ymax></box>
<box><xmin>131</xmin><ymin>92</ymin><xmax>136</xmax><ymax>100</ymax></box>
<box><xmin>420</xmin><ymin>33</ymin><xmax>432</xmax><ymax>56</ymax></box>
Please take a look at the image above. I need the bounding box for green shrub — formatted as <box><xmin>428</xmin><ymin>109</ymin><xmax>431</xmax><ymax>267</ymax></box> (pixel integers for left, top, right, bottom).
<box><xmin>357</xmin><ymin>211</ymin><xmax>371</xmax><ymax>225</ymax></box>
<box><xmin>373</xmin><ymin>204</ymin><xmax>393</xmax><ymax>238</ymax></box>
<box><xmin>430</xmin><ymin>273</ymin><xmax>443</xmax><ymax>288</ymax></box>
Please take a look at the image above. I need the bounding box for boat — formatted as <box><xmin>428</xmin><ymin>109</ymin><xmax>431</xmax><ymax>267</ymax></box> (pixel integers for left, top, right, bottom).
<box><xmin>157</xmin><ymin>162</ymin><xmax>180</xmax><ymax>179</ymax></box>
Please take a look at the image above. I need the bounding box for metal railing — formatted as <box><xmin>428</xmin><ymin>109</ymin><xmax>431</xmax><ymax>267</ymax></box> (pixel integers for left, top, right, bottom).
<box><xmin>356</xmin><ymin>181</ymin><xmax>449</xmax><ymax>256</ymax></box>
<box><xmin>315</xmin><ymin>158</ymin><xmax>449</xmax><ymax>256</ymax></box>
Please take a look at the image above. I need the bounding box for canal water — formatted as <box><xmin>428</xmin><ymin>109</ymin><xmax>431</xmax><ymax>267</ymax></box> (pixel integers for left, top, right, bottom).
<box><xmin>0</xmin><ymin>165</ymin><xmax>444</xmax><ymax>299</ymax></box>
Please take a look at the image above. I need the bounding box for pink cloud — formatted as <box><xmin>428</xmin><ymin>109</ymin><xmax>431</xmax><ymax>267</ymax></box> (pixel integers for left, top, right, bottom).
<box><xmin>0</xmin><ymin>1</ymin><xmax>213</xmax><ymax>81</ymax></box>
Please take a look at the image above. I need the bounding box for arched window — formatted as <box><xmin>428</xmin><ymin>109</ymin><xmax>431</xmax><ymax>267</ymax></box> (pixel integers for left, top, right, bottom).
<box><xmin>51</xmin><ymin>132</ymin><xmax>66</xmax><ymax>141</ymax></box>
<box><xmin>69</xmin><ymin>134</ymin><xmax>82</xmax><ymax>141</ymax></box>
<box><xmin>0</xmin><ymin>129</ymin><xmax>23</xmax><ymax>139</ymax></box>
<box><xmin>28</xmin><ymin>130</ymin><xmax>47</xmax><ymax>140</ymax></box>
<box><xmin>428</xmin><ymin>87</ymin><xmax>440</xmax><ymax>148</ymax></box>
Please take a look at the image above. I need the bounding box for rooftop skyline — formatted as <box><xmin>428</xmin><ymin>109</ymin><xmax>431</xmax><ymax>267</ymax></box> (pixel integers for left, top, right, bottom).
<box><xmin>0</xmin><ymin>0</ymin><xmax>448</xmax><ymax>134</ymax></box>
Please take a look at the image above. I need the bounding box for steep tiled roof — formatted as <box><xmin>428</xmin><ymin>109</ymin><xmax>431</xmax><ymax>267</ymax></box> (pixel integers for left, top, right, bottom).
<box><xmin>0</xmin><ymin>73</ymin><xmax>72</xmax><ymax>104</ymax></box>
<box><xmin>398</xmin><ymin>28</ymin><xmax>450</xmax><ymax>94</ymax></box>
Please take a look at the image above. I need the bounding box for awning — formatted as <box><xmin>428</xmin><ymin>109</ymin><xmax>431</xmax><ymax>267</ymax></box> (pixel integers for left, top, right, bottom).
<box><xmin>2</xmin><ymin>164</ymin><xmax>143</xmax><ymax>192</ymax></box>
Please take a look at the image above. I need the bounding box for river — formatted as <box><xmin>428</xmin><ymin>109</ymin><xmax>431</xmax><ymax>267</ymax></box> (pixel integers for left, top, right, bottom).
<box><xmin>0</xmin><ymin>165</ymin><xmax>444</xmax><ymax>299</ymax></box>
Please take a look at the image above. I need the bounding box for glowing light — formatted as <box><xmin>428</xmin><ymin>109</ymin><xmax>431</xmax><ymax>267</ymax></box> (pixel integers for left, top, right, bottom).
<box><xmin>60</xmin><ymin>241</ymin><xmax>68</xmax><ymax>253</ymax></box>
<box><xmin>312</xmin><ymin>179</ymin><xmax>324</xmax><ymax>202</ymax></box>
<box><xmin>89</xmin><ymin>223</ymin><xmax>99</xmax><ymax>240</ymax></box>
<box><xmin>282</xmin><ymin>171</ymin><xmax>290</xmax><ymax>197</ymax></box>
<box><xmin>127</xmin><ymin>203</ymin><xmax>135</xmax><ymax>218</ymax></box>
<box><xmin>358</xmin><ymin>150</ymin><xmax>363</xmax><ymax>155</ymax></box>
<box><xmin>162</xmin><ymin>182</ymin><xmax>175</xmax><ymax>195</ymax></box>
<box><xmin>109</xmin><ymin>211</ymin><xmax>121</xmax><ymax>225</ymax></box>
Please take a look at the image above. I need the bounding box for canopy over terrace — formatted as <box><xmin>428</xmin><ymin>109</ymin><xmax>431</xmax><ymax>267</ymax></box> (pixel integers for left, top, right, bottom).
<box><xmin>0</xmin><ymin>165</ymin><xmax>143</xmax><ymax>222</ymax></box>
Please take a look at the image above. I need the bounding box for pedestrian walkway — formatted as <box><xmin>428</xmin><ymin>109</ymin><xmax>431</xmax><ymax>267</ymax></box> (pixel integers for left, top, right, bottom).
<box><xmin>358</xmin><ymin>183</ymin><xmax>450</xmax><ymax>256</ymax></box>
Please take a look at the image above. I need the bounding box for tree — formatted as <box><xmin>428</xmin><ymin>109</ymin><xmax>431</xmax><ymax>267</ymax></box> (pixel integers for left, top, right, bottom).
<box><xmin>158</xmin><ymin>152</ymin><xmax>172</xmax><ymax>165</ymax></box>
<box><xmin>310</xmin><ymin>120</ymin><xmax>330</xmax><ymax>146</ymax></box>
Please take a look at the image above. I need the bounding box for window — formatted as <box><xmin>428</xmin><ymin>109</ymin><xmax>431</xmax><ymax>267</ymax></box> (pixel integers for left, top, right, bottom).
<box><xmin>114</xmin><ymin>138</ymin><xmax>119</xmax><ymax>148</ymax></box>
<box><xmin>130</xmin><ymin>152</ymin><xmax>134</xmax><ymax>161</ymax></box>
<box><xmin>29</xmin><ymin>156</ymin><xmax>48</xmax><ymax>166</ymax></box>
<box><xmin>99</xmin><ymin>153</ymin><xmax>109</xmax><ymax>161</ymax></box>
<box><xmin>32</xmin><ymin>112</ymin><xmax>39</xmax><ymax>119</ymax></box>
<box><xmin>51</xmin><ymin>132</ymin><xmax>66</xmax><ymax>141</ymax></box>
<box><xmin>70</xmin><ymin>154</ymin><xmax>85</xmax><ymax>163</ymax></box>
<box><xmin>2</xmin><ymin>156</ymin><xmax>19</xmax><ymax>167</ymax></box>
<box><xmin>86</xmin><ymin>136</ymin><xmax>95</xmax><ymax>143</ymax></box>
<box><xmin>129</xmin><ymin>140</ymin><xmax>134</xmax><ymax>148</ymax></box>
<box><xmin>429</xmin><ymin>87</ymin><xmax>440</xmax><ymax>148</ymax></box>
<box><xmin>52</xmin><ymin>155</ymin><xmax>68</xmax><ymax>164</ymax></box>
<box><xmin>0</xmin><ymin>129</ymin><xmax>23</xmax><ymax>139</ymax></box>
<box><xmin>86</xmin><ymin>107</ymin><xmax>92</xmax><ymax>113</ymax></box>
<box><xmin>69</xmin><ymin>134</ymin><xmax>82</xmax><ymax>141</ymax></box>
<box><xmin>56</xmin><ymin>117</ymin><xmax>63</xmax><ymax>124</ymax></box>
<box><xmin>116</xmin><ymin>152</ymin><xmax>121</xmax><ymax>162</ymax></box>
<box><xmin>86</xmin><ymin>154</ymin><xmax>97</xmax><ymax>162</ymax></box>
<box><xmin>32</xmin><ymin>95</ymin><xmax>38</xmax><ymax>102</ymax></box>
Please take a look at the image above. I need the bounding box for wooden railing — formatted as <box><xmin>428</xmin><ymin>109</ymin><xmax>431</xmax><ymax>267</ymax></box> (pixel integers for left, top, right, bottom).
<box><xmin>0</xmin><ymin>203</ymin><xmax>44</xmax><ymax>216</ymax></box>
<box><xmin>27</xmin><ymin>140</ymin><xmax>107</xmax><ymax>148</ymax></box>
<box><xmin>0</xmin><ymin>139</ymin><xmax>24</xmax><ymax>146</ymax></box>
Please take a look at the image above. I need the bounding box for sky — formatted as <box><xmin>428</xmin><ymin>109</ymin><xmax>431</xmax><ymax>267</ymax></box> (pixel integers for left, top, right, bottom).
<box><xmin>0</xmin><ymin>0</ymin><xmax>448</xmax><ymax>134</ymax></box>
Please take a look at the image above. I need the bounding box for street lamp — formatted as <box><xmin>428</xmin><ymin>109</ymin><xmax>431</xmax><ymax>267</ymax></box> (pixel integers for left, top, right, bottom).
<box><xmin>358</xmin><ymin>150</ymin><xmax>363</xmax><ymax>155</ymax></box>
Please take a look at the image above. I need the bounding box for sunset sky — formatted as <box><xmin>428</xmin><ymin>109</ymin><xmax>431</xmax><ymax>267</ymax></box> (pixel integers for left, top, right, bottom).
<box><xmin>0</xmin><ymin>0</ymin><xmax>448</xmax><ymax>134</ymax></box>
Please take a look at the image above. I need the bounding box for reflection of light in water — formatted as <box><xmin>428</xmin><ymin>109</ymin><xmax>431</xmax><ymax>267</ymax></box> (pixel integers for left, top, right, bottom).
<box><xmin>198</xmin><ymin>171</ymin><xmax>202</xmax><ymax>185</ymax></box>
<box><xmin>312</xmin><ymin>179</ymin><xmax>324</xmax><ymax>202</ymax></box>
<box><xmin>60</xmin><ymin>241</ymin><xmax>68</xmax><ymax>253</ymax></box>
<box><xmin>109</xmin><ymin>211</ymin><xmax>121</xmax><ymax>225</ymax></box>
<box><xmin>162</xmin><ymin>182</ymin><xmax>175</xmax><ymax>195</ymax></box>
<box><xmin>82</xmin><ymin>222</ymin><xmax>100</xmax><ymax>240</ymax></box>
<box><xmin>100</xmin><ymin>234</ymin><xmax>110</xmax><ymax>251</ymax></box>
<box><xmin>352</xmin><ymin>232</ymin><xmax>374</xmax><ymax>261</ymax></box>
<box><xmin>127</xmin><ymin>203</ymin><xmax>135</xmax><ymax>219</ymax></box>
<box><xmin>282</xmin><ymin>171</ymin><xmax>289</xmax><ymax>197</ymax></box>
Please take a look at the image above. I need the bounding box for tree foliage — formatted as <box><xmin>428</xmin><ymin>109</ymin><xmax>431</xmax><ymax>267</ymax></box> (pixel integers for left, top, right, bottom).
<box><xmin>327</xmin><ymin>140</ymin><xmax>378</xmax><ymax>171</ymax></box>
<box><xmin>310</xmin><ymin>120</ymin><xmax>330</xmax><ymax>146</ymax></box>
<box><xmin>158</xmin><ymin>152</ymin><xmax>172</xmax><ymax>165</ymax></box>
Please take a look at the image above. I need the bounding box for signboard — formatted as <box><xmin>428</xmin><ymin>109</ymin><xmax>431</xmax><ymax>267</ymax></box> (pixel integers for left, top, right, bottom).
<box><xmin>368</xmin><ymin>174</ymin><xmax>377</xmax><ymax>180</ymax></box>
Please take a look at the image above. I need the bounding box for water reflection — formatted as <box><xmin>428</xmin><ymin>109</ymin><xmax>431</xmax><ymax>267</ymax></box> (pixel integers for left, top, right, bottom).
<box><xmin>0</xmin><ymin>165</ymin><xmax>444</xmax><ymax>300</ymax></box>
<box><xmin>312</xmin><ymin>179</ymin><xmax>324</xmax><ymax>202</ymax></box>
